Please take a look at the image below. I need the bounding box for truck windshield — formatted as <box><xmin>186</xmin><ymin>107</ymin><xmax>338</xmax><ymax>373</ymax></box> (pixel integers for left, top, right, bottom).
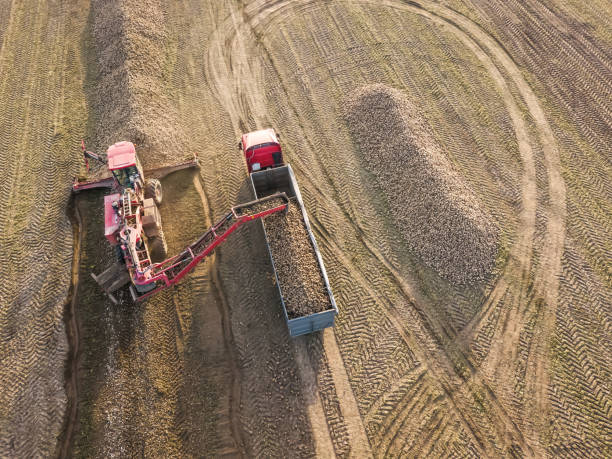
<box><xmin>112</xmin><ymin>166</ymin><xmax>137</xmax><ymax>187</ymax></box>
<box><xmin>247</xmin><ymin>142</ymin><xmax>276</xmax><ymax>152</ymax></box>
<box><xmin>247</xmin><ymin>143</ymin><xmax>277</xmax><ymax>162</ymax></box>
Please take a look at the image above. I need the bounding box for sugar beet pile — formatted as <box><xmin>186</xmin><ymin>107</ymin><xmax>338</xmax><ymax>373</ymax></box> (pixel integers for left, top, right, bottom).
<box><xmin>265</xmin><ymin>201</ymin><xmax>332</xmax><ymax>318</ymax></box>
<box><xmin>90</xmin><ymin>0</ymin><xmax>184</xmax><ymax>169</ymax></box>
<box><xmin>345</xmin><ymin>84</ymin><xmax>499</xmax><ymax>285</ymax></box>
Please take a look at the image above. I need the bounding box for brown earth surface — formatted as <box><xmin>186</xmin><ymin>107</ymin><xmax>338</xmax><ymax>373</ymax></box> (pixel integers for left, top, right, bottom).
<box><xmin>0</xmin><ymin>0</ymin><xmax>610</xmax><ymax>457</ymax></box>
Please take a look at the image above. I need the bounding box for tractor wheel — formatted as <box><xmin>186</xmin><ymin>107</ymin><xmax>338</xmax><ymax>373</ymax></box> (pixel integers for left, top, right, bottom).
<box><xmin>144</xmin><ymin>178</ymin><xmax>163</xmax><ymax>206</ymax></box>
<box><xmin>149</xmin><ymin>230</ymin><xmax>168</xmax><ymax>263</ymax></box>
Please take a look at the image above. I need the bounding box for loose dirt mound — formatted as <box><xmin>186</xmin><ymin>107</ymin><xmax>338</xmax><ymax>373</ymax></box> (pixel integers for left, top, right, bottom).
<box><xmin>345</xmin><ymin>84</ymin><xmax>499</xmax><ymax>285</ymax></box>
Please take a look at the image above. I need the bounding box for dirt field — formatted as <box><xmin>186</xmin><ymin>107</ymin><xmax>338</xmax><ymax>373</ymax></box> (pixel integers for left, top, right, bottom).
<box><xmin>1</xmin><ymin>0</ymin><xmax>610</xmax><ymax>457</ymax></box>
<box><xmin>0</xmin><ymin>0</ymin><xmax>89</xmax><ymax>456</ymax></box>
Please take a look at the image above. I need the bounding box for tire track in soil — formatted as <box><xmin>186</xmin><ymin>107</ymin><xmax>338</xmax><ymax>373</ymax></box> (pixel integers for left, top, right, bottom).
<box><xmin>317</xmin><ymin>328</ymin><xmax>373</xmax><ymax>458</ymax></box>
<box><xmin>312</xmin><ymin>218</ymin><xmax>494</xmax><ymax>456</ymax></box>
<box><xmin>0</xmin><ymin>0</ymin><xmax>13</xmax><ymax>49</ymax></box>
<box><xmin>206</xmin><ymin>0</ymin><xmax>567</xmax><ymax>455</ymax></box>
<box><xmin>293</xmin><ymin>338</ymin><xmax>336</xmax><ymax>457</ymax></box>
<box><xmin>464</xmin><ymin>1</ymin><xmax>610</xmax><ymax>453</ymax></box>
<box><xmin>57</xmin><ymin>198</ymin><xmax>83</xmax><ymax>459</ymax></box>
<box><xmin>193</xmin><ymin>173</ymin><xmax>246</xmax><ymax>456</ymax></box>
<box><xmin>0</xmin><ymin>0</ymin><xmax>88</xmax><ymax>456</ymax></box>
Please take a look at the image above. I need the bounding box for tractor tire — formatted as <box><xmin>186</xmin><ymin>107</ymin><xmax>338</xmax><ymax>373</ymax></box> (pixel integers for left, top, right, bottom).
<box><xmin>149</xmin><ymin>230</ymin><xmax>168</xmax><ymax>263</ymax></box>
<box><xmin>144</xmin><ymin>178</ymin><xmax>163</xmax><ymax>206</ymax></box>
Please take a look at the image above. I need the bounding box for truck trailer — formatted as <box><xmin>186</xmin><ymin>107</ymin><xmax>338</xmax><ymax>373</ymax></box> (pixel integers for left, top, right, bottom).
<box><xmin>241</xmin><ymin>130</ymin><xmax>338</xmax><ymax>336</ymax></box>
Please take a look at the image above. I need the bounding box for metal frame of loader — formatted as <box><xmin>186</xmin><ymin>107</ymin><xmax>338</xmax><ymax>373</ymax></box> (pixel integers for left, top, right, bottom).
<box><xmin>73</xmin><ymin>142</ymin><xmax>290</xmax><ymax>303</ymax></box>
<box><xmin>127</xmin><ymin>193</ymin><xmax>289</xmax><ymax>302</ymax></box>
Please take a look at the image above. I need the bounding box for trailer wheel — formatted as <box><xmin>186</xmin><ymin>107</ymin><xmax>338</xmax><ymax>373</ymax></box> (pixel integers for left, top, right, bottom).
<box><xmin>149</xmin><ymin>230</ymin><xmax>168</xmax><ymax>262</ymax></box>
<box><xmin>145</xmin><ymin>178</ymin><xmax>163</xmax><ymax>205</ymax></box>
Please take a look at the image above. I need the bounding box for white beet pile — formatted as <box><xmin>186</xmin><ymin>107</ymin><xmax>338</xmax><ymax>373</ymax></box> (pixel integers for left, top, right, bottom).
<box><xmin>265</xmin><ymin>201</ymin><xmax>332</xmax><ymax>318</ymax></box>
<box><xmin>345</xmin><ymin>84</ymin><xmax>499</xmax><ymax>285</ymax></box>
<box><xmin>91</xmin><ymin>0</ymin><xmax>185</xmax><ymax>167</ymax></box>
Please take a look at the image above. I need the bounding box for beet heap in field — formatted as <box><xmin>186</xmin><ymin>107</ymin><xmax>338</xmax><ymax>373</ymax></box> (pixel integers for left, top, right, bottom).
<box><xmin>346</xmin><ymin>84</ymin><xmax>499</xmax><ymax>286</ymax></box>
<box><xmin>265</xmin><ymin>201</ymin><xmax>332</xmax><ymax>318</ymax></box>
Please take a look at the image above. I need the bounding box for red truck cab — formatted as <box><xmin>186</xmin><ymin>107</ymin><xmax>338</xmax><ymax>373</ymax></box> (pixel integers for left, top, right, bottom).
<box><xmin>240</xmin><ymin>128</ymin><xmax>284</xmax><ymax>173</ymax></box>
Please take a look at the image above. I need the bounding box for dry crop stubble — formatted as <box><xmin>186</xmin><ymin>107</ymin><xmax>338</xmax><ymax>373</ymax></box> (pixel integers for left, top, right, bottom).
<box><xmin>0</xmin><ymin>1</ymin><xmax>11</xmax><ymax>47</ymax></box>
<box><xmin>0</xmin><ymin>1</ymin><xmax>89</xmax><ymax>456</ymax></box>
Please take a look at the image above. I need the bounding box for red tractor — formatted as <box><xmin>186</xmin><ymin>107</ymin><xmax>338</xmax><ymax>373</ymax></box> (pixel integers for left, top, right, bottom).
<box><xmin>74</xmin><ymin>138</ymin><xmax>288</xmax><ymax>303</ymax></box>
<box><xmin>99</xmin><ymin>142</ymin><xmax>167</xmax><ymax>259</ymax></box>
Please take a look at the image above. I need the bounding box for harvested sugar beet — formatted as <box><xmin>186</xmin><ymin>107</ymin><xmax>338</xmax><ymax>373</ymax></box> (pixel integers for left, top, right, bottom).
<box><xmin>345</xmin><ymin>84</ymin><xmax>499</xmax><ymax>285</ymax></box>
<box><xmin>264</xmin><ymin>201</ymin><xmax>332</xmax><ymax>318</ymax></box>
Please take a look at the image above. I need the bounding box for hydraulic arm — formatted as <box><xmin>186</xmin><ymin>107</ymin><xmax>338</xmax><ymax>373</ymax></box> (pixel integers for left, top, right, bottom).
<box><xmin>81</xmin><ymin>140</ymin><xmax>107</xmax><ymax>170</ymax></box>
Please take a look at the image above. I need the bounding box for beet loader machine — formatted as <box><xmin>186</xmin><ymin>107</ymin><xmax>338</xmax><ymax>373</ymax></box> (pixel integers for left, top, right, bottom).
<box><xmin>73</xmin><ymin>130</ymin><xmax>337</xmax><ymax>336</ymax></box>
<box><xmin>73</xmin><ymin>140</ymin><xmax>289</xmax><ymax>304</ymax></box>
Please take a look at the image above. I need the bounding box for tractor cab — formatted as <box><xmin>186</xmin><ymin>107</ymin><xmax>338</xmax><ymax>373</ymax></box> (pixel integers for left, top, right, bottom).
<box><xmin>240</xmin><ymin>128</ymin><xmax>284</xmax><ymax>173</ymax></box>
<box><xmin>107</xmin><ymin>141</ymin><xmax>144</xmax><ymax>188</ymax></box>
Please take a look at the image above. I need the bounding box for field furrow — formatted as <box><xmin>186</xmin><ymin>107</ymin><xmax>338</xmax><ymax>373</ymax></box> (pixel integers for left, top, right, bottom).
<box><xmin>0</xmin><ymin>1</ymin><xmax>88</xmax><ymax>456</ymax></box>
<box><xmin>1</xmin><ymin>0</ymin><xmax>609</xmax><ymax>456</ymax></box>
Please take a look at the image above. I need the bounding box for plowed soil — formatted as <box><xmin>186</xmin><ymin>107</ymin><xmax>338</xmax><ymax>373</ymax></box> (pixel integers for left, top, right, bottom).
<box><xmin>1</xmin><ymin>0</ymin><xmax>610</xmax><ymax>458</ymax></box>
